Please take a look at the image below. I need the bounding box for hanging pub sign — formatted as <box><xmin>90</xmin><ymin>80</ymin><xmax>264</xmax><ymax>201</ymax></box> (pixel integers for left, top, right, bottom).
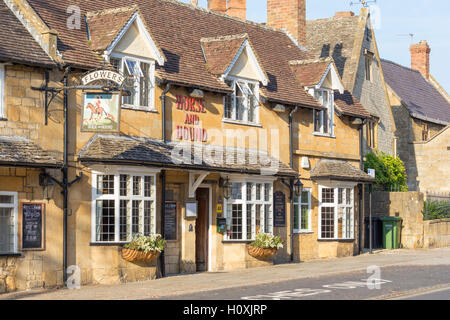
<box><xmin>273</xmin><ymin>191</ymin><xmax>286</xmax><ymax>227</ymax></box>
<box><xmin>81</xmin><ymin>92</ymin><xmax>121</xmax><ymax>132</ymax></box>
<box><xmin>81</xmin><ymin>70</ymin><xmax>125</xmax><ymax>86</ymax></box>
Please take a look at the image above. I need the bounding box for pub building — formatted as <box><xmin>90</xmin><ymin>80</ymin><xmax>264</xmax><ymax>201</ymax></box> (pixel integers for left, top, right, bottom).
<box><xmin>0</xmin><ymin>0</ymin><xmax>374</xmax><ymax>292</ymax></box>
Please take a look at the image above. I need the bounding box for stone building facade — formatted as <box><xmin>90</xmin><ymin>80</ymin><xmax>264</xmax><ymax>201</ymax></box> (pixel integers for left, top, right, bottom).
<box><xmin>0</xmin><ymin>0</ymin><xmax>374</xmax><ymax>293</ymax></box>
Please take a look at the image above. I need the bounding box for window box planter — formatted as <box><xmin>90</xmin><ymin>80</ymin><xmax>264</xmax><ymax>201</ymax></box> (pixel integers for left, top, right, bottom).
<box><xmin>247</xmin><ymin>245</ymin><xmax>277</xmax><ymax>260</ymax></box>
<box><xmin>121</xmin><ymin>248</ymin><xmax>160</xmax><ymax>263</ymax></box>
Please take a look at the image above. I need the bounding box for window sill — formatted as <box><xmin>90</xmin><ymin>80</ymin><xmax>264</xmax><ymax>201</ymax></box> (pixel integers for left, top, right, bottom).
<box><xmin>222</xmin><ymin>119</ymin><xmax>262</xmax><ymax>128</ymax></box>
<box><xmin>122</xmin><ymin>104</ymin><xmax>158</xmax><ymax>113</ymax></box>
<box><xmin>294</xmin><ymin>230</ymin><xmax>314</xmax><ymax>235</ymax></box>
<box><xmin>90</xmin><ymin>242</ymin><xmax>128</xmax><ymax>246</ymax></box>
<box><xmin>222</xmin><ymin>240</ymin><xmax>253</xmax><ymax>244</ymax></box>
<box><xmin>313</xmin><ymin>132</ymin><xmax>336</xmax><ymax>139</ymax></box>
<box><xmin>0</xmin><ymin>253</ymin><xmax>22</xmax><ymax>257</ymax></box>
<box><xmin>317</xmin><ymin>239</ymin><xmax>355</xmax><ymax>243</ymax></box>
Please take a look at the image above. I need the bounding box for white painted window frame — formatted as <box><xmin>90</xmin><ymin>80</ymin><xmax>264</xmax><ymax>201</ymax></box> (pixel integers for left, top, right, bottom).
<box><xmin>0</xmin><ymin>64</ymin><xmax>5</xmax><ymax>118</ymax></box>
<box><xmin>223</xmin><ymin>178</ymin><xmax>274</xmax><ymax>241</ymax></box>
<box><xmin>0</xmin><ymin>191</ymin><xmax>18</xmax><ymax>254</ymax></box>
<box><xmin>91</xmin><ymin>169</ymin><xmax>158</xmax><ymax>244</ymax></box>
<box><xmin>294</xmin><ymin>188</ymin><xmax>312</xmax><ymax>233</ymax></box>
<box><xmin>109</xmin><ymin>53</ymin><xmax>156</xmax><ymax>111</ymax></box>
<box><xmin>223</xmin><ymin>76</ymin><xmax>260</xmax><ymax>125</ymax></box>
<box><xmin>313</xmin><ymin>88</ymin><xmax>334</xmax><ymax>137</ymax></box>
<box><xmin>318</xmin><ymin>185</ymin><xmax>355</xmax><ymax>240</ymax></box>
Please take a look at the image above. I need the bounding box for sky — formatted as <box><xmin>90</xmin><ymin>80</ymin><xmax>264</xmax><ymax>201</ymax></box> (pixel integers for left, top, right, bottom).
<box><xmin>179</xmin><ymin>0</ymin><xmax>450</xmax><ymax>93</ymax></box>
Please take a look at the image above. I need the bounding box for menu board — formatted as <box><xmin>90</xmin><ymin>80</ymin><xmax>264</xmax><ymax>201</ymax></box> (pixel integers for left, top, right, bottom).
<box><xmin>22</xmin><ymin>203</ymin><xmax>45</xmax><ymax>250</ymax></box>
<box><xmin>273</xmin><ymin>191</ymin><xmax>286</xmax><ymax>227</ymax></box>
<box><xmin>164</xmin><ymin>202</ymin><xmax>177</xmax><ymax>241</ymax></box>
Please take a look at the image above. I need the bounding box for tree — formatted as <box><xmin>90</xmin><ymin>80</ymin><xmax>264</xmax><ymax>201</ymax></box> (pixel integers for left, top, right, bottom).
<box><xmin>364</xmin><ymin>152</ymin><xmax>408</xmax><ymax>191</ymax></box>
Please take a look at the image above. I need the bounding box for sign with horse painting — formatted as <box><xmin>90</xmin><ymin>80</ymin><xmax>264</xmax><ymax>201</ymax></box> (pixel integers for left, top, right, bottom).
<box><xmin>81</xmin><ymin>92</ymin><xmax>121</xmax><ymax>132</ymax></box>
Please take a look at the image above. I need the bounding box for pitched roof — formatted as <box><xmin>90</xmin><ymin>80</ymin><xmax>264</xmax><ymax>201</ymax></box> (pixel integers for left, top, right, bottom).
<box><xmin>0</xmin><ymin>136</ymin><xmax>61</xmax><ymax>168</ymax></box>
<box><xmin>306</xmin><ymin>15</ymin><xmax>361</xmax><ymax>89</ymax></box>
<box><xmin>201</xmin><ymin>34</ymin><xmax>248</xmax><ymax>75</ymax></box>
<box><xmin>289</xmin><ymin>58</ymin><xmax>331</xmax><ymax>87</ymax></box>
<box><xmin>86</xmin><ymin>6</ymin><xmax>138</xmax><ymax>52</ymax></box>
<box><xmin>79</xmin><ymin>135</ymin><xmax>297</xmax><ymax>177</ymax></box>
<box><xmin>334</xmin><ymin>90</ymin><xmax>371</xmax><ymax>119</ymax></box>
<box><xmin>26</xmin><ymin>0</ymin><xmax>321</xmax><ymax>108</ymax></box>
<box><xmin>310</xmin><ymin>159</ymin><xmax>375</xmax><ymax>183</ymax></box>
<box><xmin>0</xmin><ymin>1</ymin><xmax>54</xmax><ymax>67</ymax></box>
<box><xmin>381</xmin><ymin>59</ymin><xmax>450</xmax><ymax>125</ymax></box>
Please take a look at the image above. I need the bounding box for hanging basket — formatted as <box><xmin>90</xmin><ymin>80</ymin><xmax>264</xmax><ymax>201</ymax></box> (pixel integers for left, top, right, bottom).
<box><xmin>121</xmin><ymin>248</ymin><xmax>160</xmax><ymax>263</ymax></box>
<box><xmin>247</xmin><ymin>245</ymin><xmax>277</xmax><ymax>259</ymax></box>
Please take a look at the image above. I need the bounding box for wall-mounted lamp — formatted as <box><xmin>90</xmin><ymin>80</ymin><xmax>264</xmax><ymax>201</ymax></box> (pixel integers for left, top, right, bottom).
<box><xmin>189</xmin><ymin>89</ymin><xmax>205</xmax><ymax>98</ymax></box>
<box><xmin>39</xmin><ymin>172</ymin><xmax>55</xmax><ymax>202</ymax></box>
<box><xmin>219</xmin><ymin>177</ymin><xmax>232</xmax><ymax>200</ymax></box>
<box><xmin>294</xmin><ymin>178</ymin><xmax>304</xmax><ymax>197</ymax></box>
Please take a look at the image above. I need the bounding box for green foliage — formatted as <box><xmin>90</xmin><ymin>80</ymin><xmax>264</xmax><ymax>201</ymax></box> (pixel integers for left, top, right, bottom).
<box><xmin>423</xmin><ymin>200</ymin><xmax>450</xmax><ymax>220</ymax></box>
<box><xmin>364</xmin><ymin>152</ymin><xmax>408</xmax><ymax>191</ymax></box>
<box><xmin>251</xmin><ymin>233</ymin><xmax>284</xmax><ymax>250</ymax></box>
<box><xmin>123</xmin><ymin>234</ymin><xmax>166</xmax><ymax>253</ymax></box>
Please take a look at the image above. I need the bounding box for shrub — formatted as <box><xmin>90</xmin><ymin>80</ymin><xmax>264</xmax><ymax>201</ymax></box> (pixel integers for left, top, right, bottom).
<box><xmin>364</xmin><ymin>152</ymin><xmax>408</xmax><ymax>191</ymax></box>
<box><xmin>251</xmin><ymin>233</ymin><xmax>284</xmax><ymax>250</ymax></box>
<box><xmin>123</xmin><ymin>234</ymin><xmax>166</xmax><ymax>253</ymax></box>
<box><xmin>423</xmin><ymin>200</ymin><xmax>450</xmax><ymax>220</ymax></box>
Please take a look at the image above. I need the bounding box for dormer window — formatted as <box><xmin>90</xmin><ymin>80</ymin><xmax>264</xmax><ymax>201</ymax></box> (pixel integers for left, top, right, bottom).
<box><xmin>224</xmin><ymin>78</ymin><xmax>259</xmax><ymax>124</ymax></box>
<box><xmin>110</xmin><ymin>55</ymin><xmax>155</xmax><ymax>110</ymax></box>
<box><xmin>313</xmin><ymin>89</ymin><xmax>334</xmax><ymax>136</ymax></box>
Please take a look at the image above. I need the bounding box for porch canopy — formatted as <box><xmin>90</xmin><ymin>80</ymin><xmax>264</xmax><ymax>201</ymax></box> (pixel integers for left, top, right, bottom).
<box><xmin>78</xmin><ymin>134</ymin><xmax>297</xmax><ymax>178</ymax></box>
<box><xmin>0</xmin><ymin>136</ymin><xmax>62</xmax><ymax>168</ymax></box>
<box><xmin>310</xmin><ymin>159</ymin><xmax>375</xmax><ymax>183</ymax></box>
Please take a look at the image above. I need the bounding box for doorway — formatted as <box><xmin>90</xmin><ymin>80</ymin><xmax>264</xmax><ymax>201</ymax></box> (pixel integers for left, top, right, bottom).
<box><xmin>195</xmin><ymin>188</ymin><xmax>209</xmax><ymax>272</ymax></box>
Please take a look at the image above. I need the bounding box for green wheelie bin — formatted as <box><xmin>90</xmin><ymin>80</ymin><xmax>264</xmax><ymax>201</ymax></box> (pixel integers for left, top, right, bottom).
<box><xmin>380</xmin><ymin>217</ymin><xmax>402</xmax><ymax>249</ymax></box>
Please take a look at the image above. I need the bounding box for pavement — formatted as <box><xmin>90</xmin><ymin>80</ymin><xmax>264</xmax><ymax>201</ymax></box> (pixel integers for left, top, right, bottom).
<box><xmin>1</xmin><ymin>247</ymin><xmax>449</xmax><ymax>300</ymax></box>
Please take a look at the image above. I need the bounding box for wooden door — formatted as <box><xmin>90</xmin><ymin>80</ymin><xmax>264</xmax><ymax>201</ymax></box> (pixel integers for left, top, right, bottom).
<box><xmin>195</xmin><ymin>188</ymin><xmax>209</xmax><ymax>272</ymax></box>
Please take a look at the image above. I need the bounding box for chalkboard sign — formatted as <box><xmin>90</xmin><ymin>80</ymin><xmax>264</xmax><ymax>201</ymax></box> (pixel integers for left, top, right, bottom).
<box><xmin>273</xmin><ymin>191</ymin><xmax>286</xmax><ymax>227</ymax></box>
<box><xmin>22</xmin><ymin>203</ymin><xmax>45</xmax><ymax>250</ymax></box>
<box><xmin>164</xmin><ymin>202</ymin><xmax>177</xmax><ymax>241</ymax></box>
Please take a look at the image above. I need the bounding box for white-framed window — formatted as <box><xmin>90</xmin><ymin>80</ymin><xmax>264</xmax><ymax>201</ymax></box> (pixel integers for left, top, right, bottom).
<box><xmin>313</xmin><ymin>89</ymin><xmax>334</xmax><ymax>136</ymax></box>
<box><xmin>91</xmin><ymin>171</ymin><xmax>157</xmax><ymax>243</ymax></box>
<box><xmin>0</xmin><ymin>192</ymin><xmax>18</xmax><ymax>254</ymax></box>
<box><xmin>318</xmin><ymin>186</ymin><xmax>355</xmax><ymax>240</ymax></box>
<box><xmin>294</xmin><ymin>188</ymin><xmax>312</xmax><ymax>233</ymax></box>
<box><xmin>224</xmin><ymin>180</ymin><xmax>273</xmax><ymax>241</ymax></box>
<box><xmin>0</xmin><ymin>64</ymin><xmax>5</xmax><ymax>118</ymax></box>
<box><xmin>109</xmin><ymin>55</ymin><xmax>155</xmax><ymax>110</ymax></box>
<box><xmin>224</xmin><ymin>77</ymin><xmax>260</xmax><ymax>124</ymax></box>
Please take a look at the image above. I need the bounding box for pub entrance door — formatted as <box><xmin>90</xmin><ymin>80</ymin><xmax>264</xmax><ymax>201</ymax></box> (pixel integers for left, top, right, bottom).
<box><xmin>195</xmin><ymin>188</ymin><xmax>209</xmax><ymax>272</ymax></box>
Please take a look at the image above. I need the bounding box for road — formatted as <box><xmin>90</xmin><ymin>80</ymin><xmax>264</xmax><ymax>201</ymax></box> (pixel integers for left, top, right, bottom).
<box><xmin>160</xmin><ymin>265</ymin><xmax>450</xmax><ymax>300</ymax></box>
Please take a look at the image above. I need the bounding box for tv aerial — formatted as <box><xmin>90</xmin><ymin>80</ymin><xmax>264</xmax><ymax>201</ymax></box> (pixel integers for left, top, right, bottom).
<box><xmin>350</xmin><ymin>0</ymin><xmax>377</xmax><ymax>8</ymax></box>
<box><xmin>397</xmin><ymin>33</ymin><xmax>415</xmax><ymax>43</ymax></box>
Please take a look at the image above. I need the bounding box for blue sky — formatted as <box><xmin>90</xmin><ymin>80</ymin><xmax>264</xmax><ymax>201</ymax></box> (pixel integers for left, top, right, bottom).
<box><xmin>180</xmin><ymin>0</ymin><xmax>450</xmax><ymax>93</ymax></box>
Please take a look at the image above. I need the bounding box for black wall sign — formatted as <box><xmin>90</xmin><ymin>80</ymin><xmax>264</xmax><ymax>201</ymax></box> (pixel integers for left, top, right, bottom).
<box><xmin>273</xmin><ymin>191</ymin><xmax>286</xmax><ymax>227</ymax></box>
<box><xmin>165</xmin><ymin>202</ymin><xmax>177</xmax><ymax>241</ymax></box>
<box><xmin>22</xmin><ymin>203</ymin><xmax>45</xmax><ymax>250</ymax></box>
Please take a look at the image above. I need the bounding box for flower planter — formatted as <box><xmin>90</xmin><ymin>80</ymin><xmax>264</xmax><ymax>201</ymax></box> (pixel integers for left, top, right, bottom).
<box><xmin>121</xmin><ymin>248</ymin><xmax>160</xmax><ymax>263</ymax></box>
<box><xmin>247</xmin><ymin>245</ymin><xmax>277</xmax><ymax>260</ymax></box>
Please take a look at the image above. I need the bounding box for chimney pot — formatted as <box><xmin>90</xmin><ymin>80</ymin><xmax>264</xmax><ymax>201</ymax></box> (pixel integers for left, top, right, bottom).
<box><xmin>227</xmin><ymin>0</ymin><xmax>247</xmax><ymax>20</ymax></box>
<box><xmin>410</xmin><ymin>40</ymin><xmax>431</xmax><ymax>80</ymax></box>
<box><xmin>208</xmin><ymin>0</ymin><xmax>227</xmax><ymax>14</ymax></box>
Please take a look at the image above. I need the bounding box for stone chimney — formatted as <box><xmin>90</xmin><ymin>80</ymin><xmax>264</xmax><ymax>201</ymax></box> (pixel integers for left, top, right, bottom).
<box><xmin>208</xmin><ymin>0</ymin><xmax>227</xmax><ymax>15</ymax></box>
<box><xmin>267</xmin><ymin>0</ymin><xmax>306</xmax><ymax>47</ymax></box>
<box><xmin>334</xmin><ymin>11</ymin><xmax>355</xmax><ymax>18</ymax></box>
<box><xmin>410</xmin><ymin>40</ymin><xmax>431</xmax><ymax>79</ymax></box>
<box><xmin>208</xmin><ymin>0</ymin><xmax>246</xmax><ymax>19</ymax></box>
<box><xmin>227</xmin><ymin>0</ymin><xmax>246</xmax><ymax>20</ymax></box>
<box><xmin>190</xmin><ymin>0</ymin><xmax>198</xmax><ymax>7</ymax></box>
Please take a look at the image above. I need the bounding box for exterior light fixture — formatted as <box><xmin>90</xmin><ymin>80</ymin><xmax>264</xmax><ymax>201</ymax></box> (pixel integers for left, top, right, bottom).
<box><xmin>273</xmin><ymin>104</ymin><xmax>286</xmax><ymax>113</ymax></box>
<box><xmin>39</xmin><ymin>172</ymin><xmax>55</xmax><ymax>202</ymax></box>
<box><xmin>294</xmin><ymin>178</ymin><xmax>304</xmax><ymax>197</ymax></box>
<box><xmin>221</xmin><ymin>177</ymin><xmax>232</xmax><ymax>200</ymax></box>
<box><xmin>352</xmin><ymin>118</ymin><xmax>363</xmax><ymax>125</ymax></box>
<box><xmin>190</xmin><ymin>89</ymin><xmax>205</xmax><ymax>98</ymax></box>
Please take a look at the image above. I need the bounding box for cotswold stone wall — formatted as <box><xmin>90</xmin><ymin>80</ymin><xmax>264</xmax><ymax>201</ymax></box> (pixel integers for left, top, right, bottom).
<box><xmin>424</xmin><ymin>219</ymin><xmax>450</xmax><ymax>248</ymax></box>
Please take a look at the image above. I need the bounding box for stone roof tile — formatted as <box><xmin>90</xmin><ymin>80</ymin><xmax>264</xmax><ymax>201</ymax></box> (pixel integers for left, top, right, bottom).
<box><xmin>310</xmin><ymin>159</ymin><xmax>375</xmax><ymax>183</ymax></box>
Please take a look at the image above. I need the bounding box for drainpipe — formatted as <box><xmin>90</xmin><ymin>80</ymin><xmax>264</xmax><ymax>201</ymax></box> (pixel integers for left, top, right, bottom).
<box><xmin>358</xmin><ymin>121</ymin><xmax>365</xmax><ymax>254</ymax></box>
<box><xmin>159</xmin><ymin>83</ymin><xmax>170</xmax><ymax>277</ymax></box>
<box><xmin>62</xmin><ymin>67</ymin><xmax>70</xmax><ymax>284</ymax></box>
<box><xmin>289</xmin><ymin>106</ymin><xmax>298</xmax><ymax>262</ymax></box>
